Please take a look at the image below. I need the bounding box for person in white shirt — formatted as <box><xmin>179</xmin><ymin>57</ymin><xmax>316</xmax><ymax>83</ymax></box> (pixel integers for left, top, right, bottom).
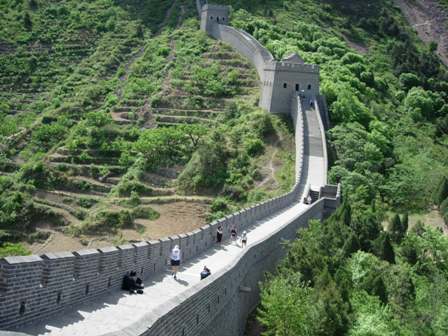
<box><xmin>241</xmin><ymin>231</ymin><xmax>247</xmax><ymax>248</ymax></box>
<box><xmin>170</xmin><ymin>245</ymin><xmax>181</xmax><ymax>279</ymax></box>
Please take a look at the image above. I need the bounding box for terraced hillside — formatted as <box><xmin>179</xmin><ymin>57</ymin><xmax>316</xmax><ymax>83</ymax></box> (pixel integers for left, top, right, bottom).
<box><xmin>0</xmin><ymin>0</ymin><xmax>295</xmax><ymax>255</ymax></box>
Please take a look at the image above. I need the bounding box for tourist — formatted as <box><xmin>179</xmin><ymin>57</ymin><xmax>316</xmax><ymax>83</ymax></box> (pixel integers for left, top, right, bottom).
<box><xmin>122</xmin><ymin>270</ymin><xmax>144</xmax><ymax>294</ymax></box>
<box><xmin>170</xmin><ymin>245</ymin><xmax>181</xmax><ymax>279</ymax></box>
<box><xmin>216</xmin><ymin>225</ymin><xmax>223</xmax><ymax>243</ymax></box>
<box><xmin>230</xmin><ymin>226</ymin><xmax>237</xmax><ymax>244</ymax></box>
<box><xmin>241</xmin><ymin>230</ymin><xmax>247</xmax><ymax>248</ymax></box>
<box><xmin>200</xmin><ymin>266</ymin><xmax>211</xmax><ymax>280</ymax></box>
<box><xmin>304</xmin><ymin>194</ymin><xmax>312</xmax><ymax>205</ymax></box>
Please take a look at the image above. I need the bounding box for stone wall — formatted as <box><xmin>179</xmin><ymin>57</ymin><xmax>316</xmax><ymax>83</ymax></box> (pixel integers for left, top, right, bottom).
<box><xmin>0</xmin><ymin>182</ymin><xmax>308</xmax><ymax>330</ymax></box>
<box><xmin>265</xmin><ymin>62</ymin><xmax>320</xmax><ymax>114</ymax></box>
<box><xmin>0</xmin><ymin>98</ymin><xmax>312</xmax><ymax>329</ymax></box>
<box><xmin>209</xmin><ymin>24</ymin><xmax>273</xmax><ymax>81</ymax></box>
<box><xmin>0</xmin><ymin>2</ymin><xmax>339</xmax><ymax>332</ymax></box>
<box><xmin>136</xmin><ymin>200</ymin><xmax>327</xmax><ymax>336</ymax></box>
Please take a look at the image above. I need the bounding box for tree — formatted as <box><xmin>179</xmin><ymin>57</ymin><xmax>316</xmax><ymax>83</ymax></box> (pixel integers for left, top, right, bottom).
<box><xmin>258</xmin><ymin>273</ymin><xmax>320</xmax><ymax>335</ymax></box>
<box><xmin>23</xmin><ymin>12</ymin><xmax>32</xmax><ymax>30</ymax></box>
<box><xmin>29</xmin><ymin>0</ymin><xmax>38</xmax><ymax>10</ymax></box>
<box><xmin>374</xmin><ymin>232</ymin><xmax>395</xmax><ymax>264</ymax></box>
<box><xmin>399</xmin><ymin>73</ymin><xmax>420</xmax><ymax>91</ymax></box>
<box><xmin>403</xmin><ymin>87</ymin><xmax>437</xmax><ymax>121</ymax></box>
<box><xmin>315</xmin><ymin>270</ymin><xmax>351</xmax><ymax>335</ymax></box>
<box><xmin>390</xmin><ymin>213</ymin><xmax>404</xmax><ymax>242</ymax></box>
<box><xmin>401</xmin><ymin>213</ymin><xmax>409</xmax><ymax>235</ymax></box>
<box><xmin>435</xmin><ymin>176</ymin><xmax>448</xmax><ymax>207</ymax></box>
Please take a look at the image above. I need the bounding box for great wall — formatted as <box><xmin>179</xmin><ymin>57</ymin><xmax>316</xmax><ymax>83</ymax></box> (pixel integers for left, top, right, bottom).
<box><xmin>0</xmin><ymin>2</ymin><xmax>340</xmax><ymax>335</ymax></box>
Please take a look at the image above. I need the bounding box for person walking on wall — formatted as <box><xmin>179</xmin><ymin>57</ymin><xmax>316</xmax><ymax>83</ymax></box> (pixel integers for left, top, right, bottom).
<box><xmin>216</xmin><ymin>225</ymin><xmax>223</xmax><ymax>243</ymax></box>
<box><xmin>170</xmin><ymin>245</ymin><xmax>181</xmax><ymax>280</ymax></box>
<box><xmin>241</xmin><ymin>230</ymin><xmax>247</xmax><ymax>248</ymax></box>
<box><xmin>230</xmin><ymin>226</ymin><xmax>237</xmax><ymax>244</ymax></box>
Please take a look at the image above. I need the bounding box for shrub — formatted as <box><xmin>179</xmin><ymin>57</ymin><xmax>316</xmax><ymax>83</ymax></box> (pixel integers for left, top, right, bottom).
<box><xmin>0</xmin><ymin>243</ymin><xmax>30</xmax><ymax>257</ymax></box>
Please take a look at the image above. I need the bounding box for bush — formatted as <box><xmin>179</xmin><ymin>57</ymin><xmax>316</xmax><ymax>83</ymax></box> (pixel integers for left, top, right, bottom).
<box><xmin>0</xmin><ymin>243</ymin><xmax>30</xmax><ymax>257</ymax></box>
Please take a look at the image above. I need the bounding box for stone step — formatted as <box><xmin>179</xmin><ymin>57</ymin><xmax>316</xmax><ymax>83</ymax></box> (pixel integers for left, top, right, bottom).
<box><xmin>48</xmin><ymin>162</ymin><xmax>126</xmax><ymax>178</ymax></box>
<box><xmin>155</xmin><ymin>114</ymin><xmax>214</xmax><ymax>124</ymax></box>
<box><xmin>33</xmin><ymin>195</ymin><xmax>87</xmax><ymax>221</ymax></box>
<box><xmin>48</xmin><ymin>154</ymin><xmax>121</xmax><ymax>165</ymax></box>
<box><xmin>152</xmin><ymin>108</ymin><xmax>224</xmax><ymax>118</ymax></box>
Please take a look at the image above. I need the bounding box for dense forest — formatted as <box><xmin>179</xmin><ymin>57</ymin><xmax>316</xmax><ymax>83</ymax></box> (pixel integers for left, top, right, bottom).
<box><xmin>214</xmin><ymin>0</ymin><xmax>448</xmax><ymax>334</ymax></box>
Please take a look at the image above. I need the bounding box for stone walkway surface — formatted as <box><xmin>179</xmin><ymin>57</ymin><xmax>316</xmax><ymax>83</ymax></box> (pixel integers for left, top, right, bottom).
<box><xmin>11</xmin><ymin>105</ymin><xmax>326</xmax><ymax>336</ymax></box>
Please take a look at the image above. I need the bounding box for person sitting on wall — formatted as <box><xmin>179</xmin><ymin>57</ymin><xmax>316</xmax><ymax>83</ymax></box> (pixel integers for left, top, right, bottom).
<box><xmin>304</xmin><ymin>194</ymin><xmax>312</xmax><ymax>205</ymax></box>
<box><xmin>122</xmin><ymin>270</ymin><xmax>144</xmax><ymax>294</ymax></box>
<box><xmin>200</xmin><ymin>266</ymin><xmax>211</xmax><ymax>280</ymax></box>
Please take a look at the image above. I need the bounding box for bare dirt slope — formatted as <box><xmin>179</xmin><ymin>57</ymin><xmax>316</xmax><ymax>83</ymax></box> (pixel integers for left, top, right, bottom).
<box><xmin>395</xmin><ymin>0</ymin><xmax>448</xmax><ymax>66</ymax></box>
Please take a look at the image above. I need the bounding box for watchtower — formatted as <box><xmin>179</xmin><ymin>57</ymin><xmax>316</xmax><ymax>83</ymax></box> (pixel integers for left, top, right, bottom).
<box><xmin>200</xmin><ymin>4</ymin><xmax>230</xmax><ymax>34</ymax></box>
<box><xmin>260</xmin><ymin>53</ymin><xmax>320</xmax><ymax>114</ymax></box>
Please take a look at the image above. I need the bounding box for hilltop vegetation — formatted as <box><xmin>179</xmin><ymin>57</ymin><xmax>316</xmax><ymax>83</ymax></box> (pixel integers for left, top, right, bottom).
<box><xmin>213</xmin><ymin>0</ymin><xmax>448</xmax><ymax>334</ymax></box>
<box><xmin>0</xmin><ymin>0</ymin><xmax>295</xmax><ymax>254</ymax></box>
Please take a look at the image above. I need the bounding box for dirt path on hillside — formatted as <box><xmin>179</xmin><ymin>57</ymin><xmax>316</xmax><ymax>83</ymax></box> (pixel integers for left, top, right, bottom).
<box><xmin>257</xmin><ymin>141</ymin><xmax>280</xmax><ymax>189</ymax></box>
<box><xmin>395</xmin><ymin>0</ymin><xmax>448</xmax><ymax>66</ymax></box>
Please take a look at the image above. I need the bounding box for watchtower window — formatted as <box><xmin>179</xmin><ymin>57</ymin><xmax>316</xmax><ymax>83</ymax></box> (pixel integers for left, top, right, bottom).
<box><xmin>295</xmin><ymin>84</ymin><xmax>300</xmax><ymax>91</ymax></box>
<box><xmin>222</xmin><ymin>17</ymin><xmax>226</xmax><ymax>21</ymax></box>
<box><xmin>210</xmin><ymin>16</ymin><xmax>213</xmax><ymax>20</ymax></box>
<box><xmin>283</xmin><ymin>83</ymin><xmax>287</xmax><ymax>89</ymax></box>
<box><xmin>308</xmin><ymin>84</ymin><xmax>312</xmax><ymax>90</ymax></box>
<box><xmin>217</xmin><ymin>17</ymin><xmax>220</xmax><ymax>23</ymax></box>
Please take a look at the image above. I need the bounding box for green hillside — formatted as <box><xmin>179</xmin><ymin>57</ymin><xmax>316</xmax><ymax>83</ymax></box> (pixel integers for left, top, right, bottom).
<box><xmin>0</xmin><ymin>0</ymin><xmax>295</xmax><ymax>254</ymax></box>
<box><xmin>215</xmin><ymin>0</ymin><xmax>448</xmax><ymax>334</ymax></box>
<box><xmin>2</xmin><ymin>0</ymin><xmax>448</xmax><ymax>332</ymax></box>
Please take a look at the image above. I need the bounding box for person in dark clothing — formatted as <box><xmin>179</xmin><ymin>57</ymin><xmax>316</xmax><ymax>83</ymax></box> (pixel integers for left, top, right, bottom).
<box><xmin>122</xmin><ymin>270</ymin><xmax>144</xmax><ymax>294</ymax></box>
<box><xmin>216</xmin><ymin>225</ymin><xmax>223</xmax><ymax>243</ymax></box>
<box><xmin>230</xmin><ymin>226</ymin><xmax>237</xmax><ymax>244</ymax></box>
<box><xmin>200</xmin><ymin>266</ymin><xmax>211</xmax><ymax>280</ymax></box>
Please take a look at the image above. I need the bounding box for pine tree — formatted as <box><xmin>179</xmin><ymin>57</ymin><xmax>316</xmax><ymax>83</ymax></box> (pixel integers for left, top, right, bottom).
<box><xmin>401</xmin><ymin>213</ymin><xmax>409</xmax><ymax>236</ymax></box>
<box><xmin>390</xmin><ymin>213</ymin><xmax>402</xmax><ymax>242</ymax></box>
<box><xmin>342</xmin><ymin>232</ymin><xmax>360</xmax><ymax>256</ymax></box>
<box><xmin>436</xmin><ymin>176</ymin><xmax>448</xmax><ymax>206</ymax></box>
<box><xmin>29</xmin><ymin>0</ymin><xmax>38</xmax><ymax>10</ymax></box>
<box><xmin>371</xmin><ymin>275</ymin><xmax>388</xmax><ymax>304</ymax></box>
<box><xmin>23</xmin><ymin>12</ymin><xmax>32</xmax><ymax>31</ymax></box>
<box><xmin>374</xmin><ymin>232</ymin><xmax>395</xmax><ymax>264</ymax></box>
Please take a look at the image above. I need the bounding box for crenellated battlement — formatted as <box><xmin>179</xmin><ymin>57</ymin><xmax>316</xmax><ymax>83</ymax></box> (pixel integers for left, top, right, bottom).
<box><xmin>199</xmin><ymin>3</ymin><xmax>320</xmax><ymax>114</ymax></box>
<box><xmin>265</xmin><ymin>61</ymin><xmax>319</xmax><ymax>73</ymax></box>
<box><xmin>0</xmin><ymin>2</ymin><xmax>337</xmax><ymax>334</ymax></box>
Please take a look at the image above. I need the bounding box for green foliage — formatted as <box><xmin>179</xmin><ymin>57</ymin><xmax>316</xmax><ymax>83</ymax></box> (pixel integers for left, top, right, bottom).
<box><xmin>132</xmin><ymin>207</ymin><xmax>159</xmax><ymax>220</ymax></box>
<box><xmin>436</xmin><ymin>176</ymin><xmax>448</xmax><ymax>207</ymax></box>
<box><xmin>178</xmin><ymin>105</ymin><xmax>273</xmax><ymax>196</ymax></box>
<box><xmin>259</xmin><ymin>201</ymin><xmax>448</xmax><ymax>335</ymax></box>
<box><xmin>82</xmin><ymin>209</ymin><xmax>135</xmax><ymax>234</ymax></box>
<box><xmin>0</xmin><ymin>243</ymin><xmax>30</xmax><ymax>258</ymax></box>
<box><xmin>258</xmin><ymin>272</ymin><xmax>320</xmax><ymax>335</ymax></box>
<box><xmin>373</xmin><ymin>232</ymin><xmax>395</xmax><ymax>264</ymax></box>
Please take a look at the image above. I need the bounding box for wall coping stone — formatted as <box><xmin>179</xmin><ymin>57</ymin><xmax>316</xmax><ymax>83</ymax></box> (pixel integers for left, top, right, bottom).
<box><xmin>116</xmin><ymin>244</ymin><xmax>134</xmax><ymax>251</ymax></box>
<box><xmin>41</xmin><ymin>252</ymin><xmax>75</xmax><ymax>260</ymax></box>
<box><xmin>73</xmin><ymin>249</ymin><xmax>99</xmax><ymax>257</ymax></box>
<box><xmin>2</xmin><ymin>255</ymin><xmax>43</xmax><ymax>264</ymax></box>
<box><xmin>98</xmin><ymin>246</ymin><xmax>119</xmax><ymax>253</ymax></box>
<box><xmin>132</xmin><ymin>242</ymin><xmax>148</xmax><ymax>248</ymax></box>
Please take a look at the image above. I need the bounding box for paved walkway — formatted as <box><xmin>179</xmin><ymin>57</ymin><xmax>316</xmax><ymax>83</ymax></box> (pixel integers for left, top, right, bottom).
<box><xmin>13</xmin><ymin>106</ymin><xmax>326</xmax><ymax>336</ymax></box>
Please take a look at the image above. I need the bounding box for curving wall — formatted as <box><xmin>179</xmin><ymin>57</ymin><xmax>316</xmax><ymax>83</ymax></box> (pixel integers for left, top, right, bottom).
<box><xmin>0</xmin><ymin>2</ymin><xmax>339</xmax><ymax>333</ymax></box>
<box><xmin>209</xmin><ymin>24</ymin><xmax>273</xmax><ymax>81</ymax></box>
